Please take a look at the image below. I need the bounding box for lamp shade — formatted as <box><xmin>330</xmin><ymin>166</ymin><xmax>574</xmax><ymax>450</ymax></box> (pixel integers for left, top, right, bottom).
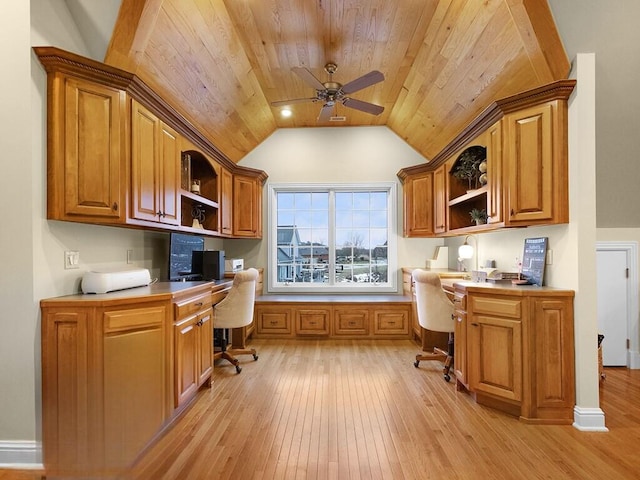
<box><xmin>458</xmin><ymin>243</ymin><xmax>474</xmax><ymax>259</ymax></box>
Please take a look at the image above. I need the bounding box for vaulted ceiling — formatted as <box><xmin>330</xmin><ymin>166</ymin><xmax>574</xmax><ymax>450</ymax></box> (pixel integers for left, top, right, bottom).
<box><xmin>103</xmin><ymin>0</ymin><xmax>569</xmax><ymax>164</ymax></box>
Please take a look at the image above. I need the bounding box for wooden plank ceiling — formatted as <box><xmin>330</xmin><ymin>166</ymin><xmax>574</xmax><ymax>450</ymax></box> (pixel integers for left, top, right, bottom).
<box><xmin>105</xmin><ymin>0</ymin><xmax>569</xmax><ymax>164</ymax></box>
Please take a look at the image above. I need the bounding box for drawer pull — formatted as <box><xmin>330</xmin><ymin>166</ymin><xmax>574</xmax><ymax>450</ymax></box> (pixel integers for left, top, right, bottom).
<box><xmin>471</xmin><ymin>322</ymin><xmax>479</xmax><ymax>327</ymax></box>
<box><xmin>348</xmin><ymin>321</ymin><xmax>356</xmax><ymax>326</ymax></box>
<box><xmin>194</xmin><ymin>302</ymin><xmax>203</xmax><ymax>307</ymax></box>
<box><xmin>270</xmin><ymin>320</ymin><xmax>278</xmax><ymax>325</ymax></box>
<box><xmin>388</xmin><ymin>321</ymin><xmax>395</xmax><ymax>325</ymax></box>
<box><xmin>196</xmin><ymin>319</ymin><xmax>204</xmax><ymax>327</ymax></box>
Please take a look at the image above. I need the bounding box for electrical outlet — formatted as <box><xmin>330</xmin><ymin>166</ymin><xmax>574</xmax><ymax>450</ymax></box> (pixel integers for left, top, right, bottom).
<box><xmin>64</xmin><ymin>251</ymin><xmax>80</xmax><ymax>269</ymax></box>
<box><xmin>127</xmin><ymin>249</ymin><xmax>134</xmax><ymax>264</ymax></box>
<box><xmin>546</xmin><ymin>249</ymin><xmax>553</xmax><ymax>265</ymax></box>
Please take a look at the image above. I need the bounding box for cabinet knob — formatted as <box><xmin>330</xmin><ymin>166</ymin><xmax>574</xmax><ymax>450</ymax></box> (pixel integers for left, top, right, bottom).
<box><xmin>112</xmin><ymin>202</ymin><xmax>118</xmax><ymax>211</ymax></box>
<box><xmin>510</xmin><ymin>208</ymin><xmax>515</xmax><ymax>217</ymax></box>
<box><xmin>196</xmin><ymin>319</ymin><xmax>204</xmax><ymax>327</ymax></box>
<box><xmin>471</xmin><ymin>322</ymin><xmax>479</xmax><ymax>327</ymax></box>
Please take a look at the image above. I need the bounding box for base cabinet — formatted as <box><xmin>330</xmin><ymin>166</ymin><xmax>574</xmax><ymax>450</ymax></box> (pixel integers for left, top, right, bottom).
<box><xmin>173</xmin><ymin>291</ymin><xmax>214</xmax><ymax>408</ymax></box>
<box><xmin>41</xmin><ymin>299</ymin><xmax>170</xmax><ymax>477</ymax></box>
<box><xmin>40</xmin><ymin>281</ymin><xmax>230</xmax><ymax>478</ymax></box>
<box><xmin>254</xmin><ymin>299</ymin><xmax>411</xmax><ymax>339</ymax></box>
<box><xmin>456</xmin><ymin>283</ymin><xmax>575</xmax><ymax>424</ymax></box>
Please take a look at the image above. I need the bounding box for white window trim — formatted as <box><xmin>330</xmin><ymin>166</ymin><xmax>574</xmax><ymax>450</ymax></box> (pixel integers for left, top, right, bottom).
<box><xmin>267</xmin><ymin>182</ymin><xmax>398</xmax><ymax>294</ymax></box>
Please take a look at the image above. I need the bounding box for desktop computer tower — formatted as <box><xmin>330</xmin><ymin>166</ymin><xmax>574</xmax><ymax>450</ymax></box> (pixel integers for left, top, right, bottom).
<box><xmin>192</xmin><ymin>250</ymin><xmax>225</xmax><ymax>280</ymax></box>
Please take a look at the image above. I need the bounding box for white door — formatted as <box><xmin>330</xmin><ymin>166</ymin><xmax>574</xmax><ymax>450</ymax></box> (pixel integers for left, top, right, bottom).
<box><xmin>596</xmin><ymin>248</ymin><xmax>628</xmax><ymax>366</ymax></box>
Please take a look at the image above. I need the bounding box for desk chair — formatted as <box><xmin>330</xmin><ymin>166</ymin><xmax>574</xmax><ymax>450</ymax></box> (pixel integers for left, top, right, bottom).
<box><xmin>213</xmin><ymin>268</ymin><xmax>259</xmax><ymax>373</ymax></box>
<box><xmin>412</xmin><ymin>269</ymin><xmax>455</xmax><ymax>381</ymax></box>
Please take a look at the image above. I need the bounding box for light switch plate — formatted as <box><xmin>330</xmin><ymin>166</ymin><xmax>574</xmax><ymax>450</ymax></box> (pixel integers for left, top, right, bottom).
<box><xmin>65</xmin><ymin>251</ymin><xmax>80</xmax><ymax>269</ymax></box>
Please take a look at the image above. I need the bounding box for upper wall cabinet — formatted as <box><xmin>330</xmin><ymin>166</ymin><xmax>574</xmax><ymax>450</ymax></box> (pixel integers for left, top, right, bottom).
<box><xmin>45</xmin><ymin>73</ymin><xmax>127</xmax><ymax>223</ymax></box>
<box><xmin>35</xmin><ymin>47</ymin><xmax>267</xmax><ymax>239</ymax></box>
<box><xmin>398</xmin><ymin>80</ymin><xmax>575</xmax><ymax>237</ymax></box>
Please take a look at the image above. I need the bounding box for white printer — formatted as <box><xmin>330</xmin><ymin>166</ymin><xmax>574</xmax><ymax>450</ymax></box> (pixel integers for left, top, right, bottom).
<box><xmin>82</xmin><ymin>268</ymin><xmax>151</xmax><ymax>294</ymax></box>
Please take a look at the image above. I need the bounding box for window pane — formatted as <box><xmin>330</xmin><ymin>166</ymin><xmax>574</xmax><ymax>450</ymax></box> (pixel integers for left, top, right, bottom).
<box><xmin>272</xmin><ymin>185</ymin><xmax>393</xmax><ymax>291</ymax></box>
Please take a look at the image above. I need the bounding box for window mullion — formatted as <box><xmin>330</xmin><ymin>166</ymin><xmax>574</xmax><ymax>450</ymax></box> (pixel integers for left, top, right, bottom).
<box><xmin>328</xmin><ymin>189</ymin><xmax>336</xmax><ymax>286</ymax></box>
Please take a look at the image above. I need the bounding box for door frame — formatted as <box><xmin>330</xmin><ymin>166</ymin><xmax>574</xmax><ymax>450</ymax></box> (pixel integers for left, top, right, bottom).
<box><xmin>596</xmin><ymin>241</ymin><xmax>639</xmax><ymax>369</ymax></box>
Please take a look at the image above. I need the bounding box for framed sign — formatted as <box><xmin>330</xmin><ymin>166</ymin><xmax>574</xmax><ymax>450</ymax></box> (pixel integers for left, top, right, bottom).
<box><xmin>521</xmin><ymin>237</ymin><xmax>548</xmax><ymax>286</ymax></box>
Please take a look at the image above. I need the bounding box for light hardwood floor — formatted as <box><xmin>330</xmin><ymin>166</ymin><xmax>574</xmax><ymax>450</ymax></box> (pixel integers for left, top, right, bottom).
<box><xmin>3</xmin><ymin>339</ymin><xmax>640</xmax><ymax>479</ymax></box>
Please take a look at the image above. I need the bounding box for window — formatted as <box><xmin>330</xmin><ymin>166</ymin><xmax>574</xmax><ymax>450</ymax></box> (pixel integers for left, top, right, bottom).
<box><xmin>268</xmin><ymin>183</ymin><xmax>397</xmax><ymax>293</ymax></box>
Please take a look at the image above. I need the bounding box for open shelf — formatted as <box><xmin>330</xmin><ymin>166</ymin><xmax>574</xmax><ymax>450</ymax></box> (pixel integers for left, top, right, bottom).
<box><xmin>181</xmin><ymin>150</ymin><xmax>219</xmax><ymax>232</ymax></box>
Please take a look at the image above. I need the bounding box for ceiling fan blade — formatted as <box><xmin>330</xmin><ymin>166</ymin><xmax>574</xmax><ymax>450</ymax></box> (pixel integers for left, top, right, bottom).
<box><xmin>342</xmin><ymin>97</ymin><xmax>384</xmax><ymax>115</ymax></box>
<box><xmin>271</xmin><ymin>97</ymin><xmax>317</xmax><ymax>107</ymax></box>
<box><xmin>340</xmin><ymin>70</ymin><xmax>384</xmax><ymax>94</ymax></box>
<box><xmin>317</xmin><ymin>103</ymin><xmax>334</xmax><ymax>122</ymax></box>
<box><xmin>292</xmin><ymin>67</ymin><xmax>326</xmax><ymax>91</ymax></box>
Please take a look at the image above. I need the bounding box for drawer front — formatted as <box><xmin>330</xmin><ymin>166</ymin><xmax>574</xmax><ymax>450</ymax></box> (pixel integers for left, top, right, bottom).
<box><xmin>175</xmin><ymin>293</ymin><xmax>212</xmax><ymax>320</ymax></box>
<box><xmin>333</xmin><ymin>309</ymin><xmax>369</xmax><ymax>336</ymax></box>
<box><xmin>453</xmin><ymin>292</ymin><xmax>466</xmax><ymax>311</ymax></box>
<box><xmin>296</xmin><ymin>309</ymin><xmax>330</xmax><ymax>336</ymax></box>
<box><xmin>470</xmin><ymin>295</ymin><xmax>521</xmax><ymax>318</ymax></box>
<box><xmin>255</xmin><ymin>307</ymin><xmax>293</xmax><ymax>336</ymax></box>
<box><xmin>373</xmin><ymin>309</ymin><xmax>410</xmax><ymax>336</ymax></box>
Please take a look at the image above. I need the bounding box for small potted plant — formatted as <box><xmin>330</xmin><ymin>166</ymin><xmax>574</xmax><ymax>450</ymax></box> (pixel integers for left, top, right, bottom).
<box><xmin>469</xmin><ymin>208</ymin><xmax>488</xmax><ymax>225</ymax></box>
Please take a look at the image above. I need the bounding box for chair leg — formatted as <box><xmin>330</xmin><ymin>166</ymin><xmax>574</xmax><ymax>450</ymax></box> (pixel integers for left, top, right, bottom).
<box><xmin>214</xmin><ymin>329</ymin><xmax>258</xmax><ymax>374</ymax></box>
<box><xmin>414</xmin><ymin>332</ymin><xmax>455</xmax><ymax>383</ymax></box>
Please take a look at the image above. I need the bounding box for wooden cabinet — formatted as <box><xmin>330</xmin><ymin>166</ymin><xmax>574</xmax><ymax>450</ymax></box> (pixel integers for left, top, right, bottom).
<box><xmin>173</xmin><ymin>291</ymin><xmax>213</xmax><ymax>408</ymax></box>
<box><xmin>41</xmin><ymin>297</ymin><xmax>170</xmax><ymax>476</ymax></box>
<box><xmin>504</xmin><ymin>101</ymin><xmax>568</xmax><ymax>225</ymax></box>
<box><xmin>35</xmin><ymin>46</ymin><xmax>267</xmax><ymax>239</ymax></box>
<box><xmin>402</xmin><ymin>171</ymin><xmax>434</xmax><ymax>237</ymax></box>
<box><xmin>397</xmin><ymin>80</ymin><xmax>575</xmax><ymax>237</ymax></box>
<box><xmin>455</xmin><ymin>283</ymin><xmax>575</xmax><ymax>424</ymax></box>
<box><xmin>333</xmin><ymin>308</ymin><xmax>369</xmax><ymax>336</ymax></box>
<box><xmin>296</xmin><ymin>308</ymin><xmax>331</xmax><ymax>336</ymax></box>
<box><xmin>452</xmin><ymin>287</ymin><xmax>468</xmax><ymax>388</ymax></box>
<box><xmin>468</xmin><ymin>295</ymin><xmax>523</xmax><ymax>404</ymax></box>
<box><xmin>220</xmin><ymin>167</ymin><xmax>233</xmax><ymax>235</ymax></box>
<box><xmin>255</xmin><ymin>305</ymin><xmax>294</xmax><ymax>337</ymax></box>
<box><xmin>131</xmin><ymin>100</ymin><xmax>180</xmax><ymax>225</ymax></box>
<box><xmin>254</xmin><ymin>298</ymin><xmax>412</xmax><ymax>339</ymax></box>
<box><xmin>40</xmin><ymin>281</ymin><xmax>229</xmax><ymax>477</ymax></box>
<box><xmin>45</xmin><ymin>74</ymin><xmax>127</xmax><ymax>223</ymax></box>
<box><xmin>433</xmin><ymin>164</ymin><xmax>448</xmax><ymax>234</ymax></box>
<box><xmin>233</xmin><ymin>174</ymin><xmax>262</xmax><ymax>238</ymax></box>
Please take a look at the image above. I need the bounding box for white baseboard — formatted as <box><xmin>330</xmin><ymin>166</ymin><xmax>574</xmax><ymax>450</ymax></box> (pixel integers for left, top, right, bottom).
<box><xmin>573</xmin><ymin>406</ymin><xmax>608</xmax><ymax>431</ymax></box>
<box><xmin>0</xmin><ymin>441</ymin><xmax>42</xmax><ymax>469</ymax></box>
<box><xmin>629</xmin><ymin>350</ymin><xmax>640</xmax><ymax>369</ymax></box>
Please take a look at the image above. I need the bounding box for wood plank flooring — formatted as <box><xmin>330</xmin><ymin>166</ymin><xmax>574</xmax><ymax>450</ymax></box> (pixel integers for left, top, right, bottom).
<box><xmin>2</xmin><ymin>339</ymin><xmax>640</xmax><ymax>479</ymax></box>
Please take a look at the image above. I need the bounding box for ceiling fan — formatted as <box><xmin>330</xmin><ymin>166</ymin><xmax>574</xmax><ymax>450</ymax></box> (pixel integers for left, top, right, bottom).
<box><xmin>271</xmin><ymin>63</ymin><xmax>385</xmax><ymax>122</ymax></box>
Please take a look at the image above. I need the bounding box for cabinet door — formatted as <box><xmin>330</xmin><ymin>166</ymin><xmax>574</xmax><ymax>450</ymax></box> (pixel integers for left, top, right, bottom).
<box><xmin>296</xmin><ymin>308</ymin><xmax>331</xmax><ymax>336</ymax></box>
<box><xmin>220</xmin><ymin>167</ymin><xmax>233</xmax><ymax>235</ymax></box>
<box><xmin>41</xmin><ymin>309</ymin><xmax>92</xmax><ymax>472</ymax></box>
<box><xmin>174</xmin><ymin>313</ymin><xmax>199</xmax><ymax>407</ymax></box>
<box><xmin>255</xmin><ymin>306</ymin><xmax>294</xmax><ymax>337</ymax></box>
<box><xmin>524</xmin><ymin>297</ymin><xmax>575</xmax><ymax>422</ymax></box>
<box><xmin>131</xmin><ymin>101</ymin><xmax>180</xmax><ymax>225</ymax></box>
<box><xmin>56</xmin><ymin>76</ymin><xmax>125</xmax><ymax>221</ymax></box>
<box><xmin>453</xmin><ymin>307</ymin><xmax>467</xmax><ymax>388</ymax></box>
<box><xmin>233</xmin><ymin>174</ymin><xmax>262</xmax><ymax>237</ymax></box>
<box><xmin>132</xmin><ymin>101</ymin><xmax>161</xmax><ymax>222</ymax></box>
<box><xmin>486</xmin><ymin>120</ymin><xmax>503</xmax><ymax>224</ymax></box>
<box><xmin>159</xmin><ymin>122</ymin><xmax>180</xmax><ymax>225</ymax></box>
<box><xmin>433</xmin><ymin>165</ymin><xmax>447</xmax><ymax>234</ymax></box>
<box><xmin>403</xmin><ymin>172</ymin><xmax>434</xmax><ymax>237</ymax></box>
<box><xmin>469</xmin><ymin>313</ymin><xmax>522</xmax><ymax>402</ymax></box>
<box><xmin>197</xmin><ymin>308</ymin><xmax>214</xmax><ymax>386</ymax></box>
<box><xmin>372</xmin><ymin>308</ymin><xmax>410</xmax><ymax>336</ymax></box>
<box><xmin>333</xmin><ymin>308</ymin><xmax>369</xmax><ymax>336</ymax></box>
<box><xmin>103</xmin><ymin>305</ymin><xmax>167</xmax><ymax>469</ymax></box>
<box><xmin>505</xmin><ymin>103</ymin><xmax>561</xmax><ymax>224</ymax></box>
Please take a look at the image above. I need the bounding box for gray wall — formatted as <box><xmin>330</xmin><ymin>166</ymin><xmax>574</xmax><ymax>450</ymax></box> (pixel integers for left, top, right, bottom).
<box><xmin>550</xmin><ymin>0</ymin><xmax>640</xmax><ymax>227</ymax></box>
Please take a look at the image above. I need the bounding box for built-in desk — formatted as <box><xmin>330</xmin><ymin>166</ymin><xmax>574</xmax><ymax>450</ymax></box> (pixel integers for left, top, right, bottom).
<box><xmin>452</xmin><ymin>281</ymin><xmax>575</xmax><ymax>424</ymax></box>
